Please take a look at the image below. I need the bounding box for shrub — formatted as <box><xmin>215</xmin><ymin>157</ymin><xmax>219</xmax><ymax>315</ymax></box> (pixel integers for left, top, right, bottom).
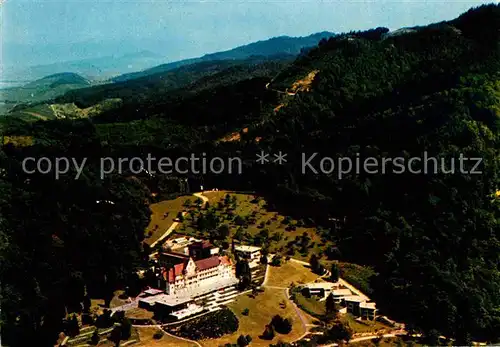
<box><xmin>242</xmin><ymin>308</ymin><xmax>250</xmax><ymax>316</ymax></box>
<box><xmin>153</xmin><ymin>330</ymin><xmax>164</xmax><ymax>339</ymax></box>
<box><xmin>90</xmin><ymin>330</ymin><xmax>100</xmax><ymax>345</ymax></box>
<box><xmin>176</xmin><ymin>308</ymin><xmax>238</xmax><ymax>340</ymax></box>
<box><xmin>271</xmin><ymin>255</ymin><xmax>282</xmax><ymax>266</ymax></box>
<box><xmin>260</xmin><ymin>324</ymin><xmax>275</xmax><ymax>340</ymax></box>
<box><xmin>237</xmin><ymin>334</ymin><xmax>252</xmax><ymax>346</ymax></box>
<box><xmin>271</xmin><ymin>315</ymin><xmax>293</xmax><ymax>334</ymax></box>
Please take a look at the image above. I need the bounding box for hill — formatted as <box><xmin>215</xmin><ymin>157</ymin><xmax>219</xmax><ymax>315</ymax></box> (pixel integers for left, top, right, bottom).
<box><xmin>1</xmin><ymin>5</ymin><xmax>500</xmax><ymax>347</ymax></box>
<box><xmin>0</xmin><ymin>72</ymin><xmax>92</xmax><ymax>107</ymax></box>
<box><xmin>2</xmin><ymin>46</ymin><xmax>168</xmax><ymax>81</ymax></box>
<box><xmin>112</xmin><ymin>32</ymin><xmax>335</xmax><ymax>82</ymax></box>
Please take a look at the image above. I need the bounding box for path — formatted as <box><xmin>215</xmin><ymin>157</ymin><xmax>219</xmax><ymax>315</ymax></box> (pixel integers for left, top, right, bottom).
<box><xmin>150</xmin><ymin>192</ymin><xmax>208</xmax><ymax>248</ymax></box>
<box><xmin>22</xmin><ymin>111</ymin><xmax>48</xmax><ymax>120</ymax></box>
<box><xmin>262</xmin><ymin>261</ymin><xmax>309</xmax><ymax>342</ymax></box>
<box><xmin>288</xmin><ymin>258</ymin><xmax>370</xmax><ymax>301</ymax></box>
<box><xmin>285</xmin><ymin>287</ymin><xmax>309</xmax><ymax>342</ymax></box>
<box><xmin>261</xmin><ymin>263</ymin><xmax>270</xmax><ymax>287</ymax></box>
<box><xmin>133</xmin><ymin>325</ymin><xmax>203</xmax><ymax>347</ymax></box>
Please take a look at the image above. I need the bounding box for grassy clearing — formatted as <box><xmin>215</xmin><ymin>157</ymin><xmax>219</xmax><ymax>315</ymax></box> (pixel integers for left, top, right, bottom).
<box><xmin>125</xmin><ymin>307</ymin><xmax>154</xmax><ymax>320</ymax></box>
<box><xmin>350</xmin><ymin>336</ymin><xmax>424</xmax><ymax>347</ymax></box>
<box><xmin>203</xmin><ymin>288</ymin><xmax>305</xmax><ymax>347</ymax></box>
<box><xmin>337</xmin><ymin>262</ymin><xmax>377</xmax><ymax>295</ymax></box>
<box><xmin>145</xmin><ymin>195</ymin><xmax>192</xmax><ymax>245</ymax></box>
<box><xmin>266</xmin><ymin>260</ymin><xmax>321</xmax><ymax>288</ymax></box>
<box><xmin>135</xmin><ymin>327</ymin><xmax>195</xmax><ymax>347</ymax></box>
<box><xmin>181</xmin><ymin>191</ymin><xmax>332</xmax><ymax>261</ymax></box>
<box><xmin>340</xmin><ymin>314</ymin><xmax>390</xmax><ymax>334</ymax></box>
<box><xmin>3</xmin><ymin>135</ymin><xmax>34</xmax><ymax>147</ymax></box>
<box><xmin>292</xmin><ymin>290</ymin><xmax>326</xmax><ymax>318</ymax></box>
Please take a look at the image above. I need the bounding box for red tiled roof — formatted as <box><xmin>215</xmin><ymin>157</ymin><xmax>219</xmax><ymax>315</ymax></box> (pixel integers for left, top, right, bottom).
<box><xmin>195</xmin><ymin>256</ymin><xmax>220</xmax><ymax>271</ymax></box>
<box><xmin>164</xmin><ymin>262</ymin><xmax>187</xmax><ymax>283</ymax></box>
<box><xmin>220</xmin><ymin>256</ymin><xmax>231</xmax><ymax>266</ymax></box>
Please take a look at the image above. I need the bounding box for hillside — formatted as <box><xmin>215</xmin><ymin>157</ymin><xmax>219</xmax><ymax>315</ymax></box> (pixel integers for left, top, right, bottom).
<box><xmin>2</xmin><ymin>49</ymin><xmax>168</xmax><ymax>82</ymax></box>
<box><xmin>0</xmin><ymin>72</ymin><xmax>92</xmax><ymax>107</ymax></box>
<box><xmin>112</xmin><ymin>32</ymin><xmax>334</xmax><ymax>82</ymax></box>
<box><xmin>1</xmin><ymin>4</ymin><xmax>500</xmax><ymax>347</ymax></box>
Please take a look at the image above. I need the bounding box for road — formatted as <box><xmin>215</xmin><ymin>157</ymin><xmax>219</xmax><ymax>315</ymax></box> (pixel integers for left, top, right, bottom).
<box><xmin>149</xmin><ymin>192</ymin><xmax>208</xmax><ymax>248</ymax></box>
<box><xmin>288</xmin><ymin>258</ymin><xmax>370</xmax><ymax>301</ymax></box>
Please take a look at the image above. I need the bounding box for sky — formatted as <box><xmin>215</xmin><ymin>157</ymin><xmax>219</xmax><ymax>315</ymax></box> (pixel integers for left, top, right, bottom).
<box><xmin>1</xmin><ymin>0</ymin><xmax>498</xmax><ymax>64</ymax></box>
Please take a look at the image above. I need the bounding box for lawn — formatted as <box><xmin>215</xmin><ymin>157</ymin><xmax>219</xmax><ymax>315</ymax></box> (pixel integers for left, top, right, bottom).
<box><xmin>135</xmin><ymin>327</ymin><xmax>196</xmax><ymax>347</ymax></box>
<box><xmin>292</xmin><ymin>290</ymin><xmax>326</xmax><ymax>318</ymax></box>
<box><xmin>180</xmin><ymin>191</ymin><xmax>333</xmax><ymax>261</ymax></box>
<box><xmin>341</xmin><ymin>314</ymin><xmax>391</xmax><ymax>334</ymax></box>
<box><xmin>350</xmin><ymin>337</ymin><xmax>424</xmax><ymax>347</ymax></box>
<box><xmin>203</xmin><ymin>288</ymin><xmax>306</xmax><ymax>347</ymax></box>
<box><xmin>145</xmin><ymin>195</ymin><xmax>193</xmax><ymax>245</ymax></box>
<box><xmin>265</xmin><ymin>260</ymin><xmax>321</xmax><ymax>288</ymax></box>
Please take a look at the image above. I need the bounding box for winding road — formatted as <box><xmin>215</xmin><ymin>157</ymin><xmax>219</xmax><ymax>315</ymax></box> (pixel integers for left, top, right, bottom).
<box><xmin>150</xmin><ymin>192</ymin><xmax>209</xmax><ymax>248</ymax></box>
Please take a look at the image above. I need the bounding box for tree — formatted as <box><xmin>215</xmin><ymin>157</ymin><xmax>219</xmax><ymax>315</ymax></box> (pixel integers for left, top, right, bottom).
<box><xmin>90</xmin><ymin>330</ymin><xmax>100</xmax><ymax>345</ymax></box>
<box><xmin>236</xmin><ymin>260</ymin><xmax>252</xmax><ymax>290</ymax></box>
<box><xmin>176</xmin><ymin>211</ymin><xmax>184</xmax><ymax>221</ymax></box>
<box><xmin>217</xmin><ymin>224</ymin><xmax>231</xmax><ymax>240</ymax></box>
<box><xmin>330</xmin><ymin>263</ymin><xmax>340</xmax><ymax>282</ymax></box>
<box><xmin>67</xmin><ymin>314</ymin><xmax>80</xmax><ymax>337</ymax></box>
<box><xmin>271</xmin><ymin>255</ymin><xmax>282</xmax><ymax>266</ymax></box>
<box><xmin>234</xmin><ymin>215</ymin><xmax>245</xmax><ymax>226</ymax></box>
<box><xmin>271</xmin><ymin>315</ymin><xmax>293</xmax><ymax>334</ymax></box>
<box><xmin>109</xmin><ymin>324</ymin><xmax>122</xmax><ymax>347</ymax></box>
<box><xmin>325</xmin><ymin>294</ymin><xmax>339</xmax><ymax>319</ymax></box>
<box><xmin>326</xmin><ymin>321</ymin><xmax>353</xmax><ymax>343</ymax></box>
<box><xmin>261</xmin><ymin>324</ymin><xmax>275</xmax><ymax>340</ymax></box>
<box><xmin>83</xmin><ymin>295</ymin><xmax>91</xmax><ymax>313</ymax></box>
<box><xmin>309</xmin><ymin>254</ymin><xmax>320</xmax><ymax>274</ymax></box>
<box><xmin>121</xmin><ymin>317</ymin><xmax>132</xmax><ymax>339</ymax></box>
<box><xmin>260</xmin><ymin>254</ymin><xmax>268</xmax><ymax>264</ymax></box>
<box><xmin>237</xmin><ymin>334</ymin><xmax>252</xmax><ymax>346</ymax></box>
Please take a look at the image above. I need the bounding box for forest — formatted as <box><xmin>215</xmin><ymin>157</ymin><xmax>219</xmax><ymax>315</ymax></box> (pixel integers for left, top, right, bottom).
<box><xmin>1</xmin><ymin>4</ymin><xmax>500</xmax><ymax>346</ymax></box>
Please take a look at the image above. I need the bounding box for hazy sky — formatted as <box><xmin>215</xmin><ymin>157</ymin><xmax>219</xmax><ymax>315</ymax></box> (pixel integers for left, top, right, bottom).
<box><xmin>2</xmin><ymin>0</ymin><xmax>498</xmax><ymax>60</ymax></box>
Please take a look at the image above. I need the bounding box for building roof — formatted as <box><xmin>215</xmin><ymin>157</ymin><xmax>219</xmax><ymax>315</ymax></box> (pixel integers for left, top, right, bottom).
<box><xmin>234</xmin><ymin>245</ymin><xmax>261</xmax><ymax>253</ymax></box>
<box><xmin>160</xmin><ymin>251</ymin><xmax>189</xmax><ymax>260</ymax></box>
<box><xmin>360</xmin><ymin>302</ymin><xmax>377</xmax><ymax>310</ymax></box>
<box><xmin>302</xmin><ymin>282</ymin><xmax>338</xmax><ymax>290</ymax></box>
<box><xmin>143</xmin><ymin>288</ymin><xmax>164</xmax><ymax>295</ymax></box>
<box><xmin>163</xmin><ymin>261</ymin><xmax>188</xmax><ymax>283</ymax></box>
<box><xmin>331</xmin><ymin>289</ymin><xmax>352</xmax><ymax>296</ymax></box>
<box><xmin>195</xmin><ymin>256</ymin><xmax>221</xmax><ymax>271</ymax></box>
<box><xmin>139</xmin><ymin>293</ymin><xmax>193</xmax><ymax>307</ymax></box>
<box><xmin>163</xmin><ymin>255</ymin><xmax>231</xmax><ymax>283</ymax></box>
<box><xmin>342</xmin><ymin>295</ymin><xmax>366</xmax><ymax>303</ymax></box>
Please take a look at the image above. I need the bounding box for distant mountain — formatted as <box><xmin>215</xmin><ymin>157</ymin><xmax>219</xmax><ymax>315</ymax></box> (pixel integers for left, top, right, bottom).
<box><xmin>0</xmin><ymin>72</ymin><xmax>91</xmax><ymax>106</ymax></box>
<box><xmin>56</xmin><ymin>55</ymin><xmax>294</xmax><ymax>110</ymax></box>
<box><xmin>112</xmin><ymin>32</ymin><xmax>335</xmax><ymax>82</ymax></box>
<box><xmin>2</xmin><ymin>51</ymin><xmax>167</xmax><ymax>82</ymax></box>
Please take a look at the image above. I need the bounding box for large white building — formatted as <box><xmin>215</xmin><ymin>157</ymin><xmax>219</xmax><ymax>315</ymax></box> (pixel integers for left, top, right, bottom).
<box><xmin>234</xmin><ymin>245</ymin><xmax>261</xmax><ymax>268</ymax></box>
<box><xmin>162</xmin><ymin>255</ymin><xmax>235</xmax><ymax>295</ymax></box>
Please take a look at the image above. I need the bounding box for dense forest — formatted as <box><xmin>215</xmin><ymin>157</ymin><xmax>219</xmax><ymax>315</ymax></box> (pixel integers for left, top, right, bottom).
<box><xmin>1</xmin><ymin>4</ymin><xmax>500</xmax><ymax>346</ymax></box>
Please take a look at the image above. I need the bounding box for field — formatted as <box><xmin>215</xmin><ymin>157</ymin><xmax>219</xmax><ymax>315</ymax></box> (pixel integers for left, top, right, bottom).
<box><xmin>202</xmin><ymin>288</ymin><xmax>306</xmax><ymax>347</ymax></box>
<box><xmin>340</xmin><ymin>314</ymin><xmax>391</xmax><ymax>334</ymax></box>
<box><xmin>180</xmin><ymin>191</ymin><xmax>333</xmax><ymax>261</ymax></box>
<box><xmin>145</xmin><ymin>195</ymin><xmax>192</xmax><ymax>245</ymax></box>
<box><xmin>292</xmin><ymin>290</ymin><xmax>326</xmax><ymax>317</ymax></box>
<box><xmin>350</xmin><ymin>337</ymin><xmax>424</xmax><ymax>347</ymax></box>
<box><xmin>265</xmin><ymin>260</ymin><xmax>321</xmax><ymax>288</ymax></box>
<box><xmin>135</xmin><ymin>327</ymin><xmax>196</xmax><ymax>347</ymax></box>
